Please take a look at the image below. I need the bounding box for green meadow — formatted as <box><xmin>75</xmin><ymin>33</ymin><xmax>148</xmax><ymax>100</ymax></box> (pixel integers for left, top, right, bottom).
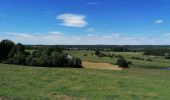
<box><xmin>1</xmin><ymin>50</ymin><xmax>170</xmax><ymax>99</ymax></box>
<box><xmin>0</xmin><ymin>63</ymin><xmax>170</xmax><ymax>100</ymax></box>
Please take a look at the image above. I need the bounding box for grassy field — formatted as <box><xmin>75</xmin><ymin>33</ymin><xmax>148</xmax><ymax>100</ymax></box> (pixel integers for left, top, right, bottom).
<box><xmin>65</xmin><ymin>50</ymin><xmax>170</xmax><ymax>69</ymax></box>
<box><xmin>0</xmin><ymin>63</ymin><xmax>170</xmax><ymax>100</ymax></box>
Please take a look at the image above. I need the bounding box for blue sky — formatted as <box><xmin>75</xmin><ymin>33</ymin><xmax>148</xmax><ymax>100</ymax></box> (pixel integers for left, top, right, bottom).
<box><xmin>0</xmin><ymin>0</ymin><xmax>170</xmax><ymax>45</ymax></box>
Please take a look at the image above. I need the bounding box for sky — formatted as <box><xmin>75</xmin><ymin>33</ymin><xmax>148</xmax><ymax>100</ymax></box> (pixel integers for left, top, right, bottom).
<box><xmin>0</xmin><ymin>0</ymin><xmax>170</xmax><ymax>45</ymax></box>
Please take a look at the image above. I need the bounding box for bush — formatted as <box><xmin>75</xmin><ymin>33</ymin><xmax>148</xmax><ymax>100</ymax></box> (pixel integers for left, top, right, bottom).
<box><xmin>73</xmin><ymin>58</ymin><xmax>82</xmax><ymax>68</ymax></box>
<box><xmin>127</xmin><ymin>61</ymin><xmax>132</xmax><ymax>65</ymax></box>
<box><xmin>95</xmin><ymin>50</ymin><xmax>101</xmax><ymax>56</ymax></box>
<box><xmin>108</xmin><ymin>53</ymin><xmax>114</xmax><ymax>58</ymax></box>
<box><xmin>12</xmin><ymin>52</ymin><xmax>26</xmax><ymax>65</ymax></box>
<box><xmin>131</xmin><ymin>56</ymin><xmax>144</xmax><ymax>60</ymax></box>
<box><xmin>51</xmin><ymin>52</ymin><xmax>67</xmax><ymax>67</ymax></box>
<box><xmin>26</xmin><ymin>56</ymin><xmax>33</xmax><ymax>66</ymax></box>
<box><xmin>67</xmin><ymin>57</ymin><xmax>82</xmax><ymax>68</ymax></box>
<box><xmin>115</xmin><ymin>55</ymin><xmax>123</xmax><ymax>59</ymax></box>
<box><xmin>165</xmin><ymin>53</ymin><xmax>170</xmax><ymax>59</ymax></box>
<box><xmin>98</xmin><ymin>53</ymin><xmax>107</xmax><ymax>57</ymax></box>
<box><xmin>84</xmin><ymin>54</ymin><xmax>88</xmax><ymax>56</ymax></box>
<box><xmin>37</xmin><ymin>55</ymin><xmax>52</xmax><ymax>67</ymax></box>
<box><xmin>116</xmin><ymin>58</ymin><xmax>129</xmax><ymax>68</ymax></box>
<box><xmin>146</xmin><ymin>58</ymin><xmax>152</xmax><ymax>61</ymax></box>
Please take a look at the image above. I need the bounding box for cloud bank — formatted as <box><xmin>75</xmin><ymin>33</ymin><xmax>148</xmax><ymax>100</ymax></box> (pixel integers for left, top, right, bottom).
<box><xmin>1</xmin><ymin>32</ymin><xmax>170</xmax><ymax>45</ymax></box>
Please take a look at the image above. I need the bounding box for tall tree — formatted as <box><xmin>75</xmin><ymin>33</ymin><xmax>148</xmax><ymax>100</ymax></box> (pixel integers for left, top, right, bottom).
<box><xmin>0</xmin><ymin>39</ymin><xmax>15</xmax><ymax>60</ymax></box>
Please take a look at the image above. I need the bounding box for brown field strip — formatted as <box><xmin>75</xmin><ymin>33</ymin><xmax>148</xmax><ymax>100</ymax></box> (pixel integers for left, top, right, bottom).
<box><xmin>82</xmin><ymin>61</ymin><xmax>122</xmax><ymax>71</ymax></box>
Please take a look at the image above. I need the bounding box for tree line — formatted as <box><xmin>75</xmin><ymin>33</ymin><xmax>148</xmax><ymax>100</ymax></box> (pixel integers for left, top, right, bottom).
<box><xmin>0</xmin><ymin>39</ymin><xmax>82</xmax><ymax>68</ymax></box>
<box><xmin>143</xmin><ymin>48</ymin><xmax>170</xmax><ymax>59</ymax></box>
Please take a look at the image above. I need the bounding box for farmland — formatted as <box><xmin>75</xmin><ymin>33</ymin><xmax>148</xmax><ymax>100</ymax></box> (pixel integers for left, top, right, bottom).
<box><xmin>66</xmin><ymin>50</ymin><xmax>170</xmax><ymax>69</ymax></box>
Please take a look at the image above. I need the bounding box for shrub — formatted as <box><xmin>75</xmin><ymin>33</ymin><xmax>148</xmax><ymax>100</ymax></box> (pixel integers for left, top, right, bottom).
<box><xmin>84</xmin><ymin>54</ymin><xmax>88</xmax><ymax>56</ymax></box>
<box><xmin>108</xmin><ymin>53</ymin><xmax>114</xmax><ymax>58</ymax></box>
<box><xmin>115</xmin><ymin>55</ymin><xmax>123</xmax><ymax>59</ymax></box>
<box><xmin>12</xmin><ymin>52</ymin><xmax>26</xmax><ymax>65</ymax></box>
<box><xmin>116</xmin><ymin>58</ymin><xmax>129</xmax><ymax>68</ymax></box>
<box><xmin>73</xmin><ymin>58</ymin><xmax>82</xmax><ymax>68</ymax></box>
<box><xmin>98</xmin><ymin>53</ymin><xmax>107</xmax><ymax>57</ymax></box>
<box><xmin>68</xmin><ymin>57</ymin><xmax>82</xmax><ymax>68</ymax></box>
<box><xmin>146</xmin><ymin>58</ymin><xmax>152</xmax><ymax>61</ymax></box>
<box><xmin>51</xmin><ymin>52</ymin><xmax>67</xmax><ymax>67</ymax></box>
<box><xmin>36</xmin><ymin>55</ymin><xmax>51</xmax><ymax>66</ymax></box>
<box><xmin>165</xmin><ymin>53</ymin><xmax>170</xmax><ymax>59</ymax></box>
<box><xmin>95</xmin><ymin>50</ymin><xmax>101</xmax><ymax>56</ymax></box>
<box><xmin>131</xmin><ymin>56</ymin><xmax>144</xmax><ymax>60</ymax></box>
<box><xmin>26</xmin><ymin>56</ymin><xmax>33</xmax><ymax>66</ymax></box>
<box><xmin>127</xmin><ymin>61</ymin><xmax>132</xmax><ymax>65</ymax></box>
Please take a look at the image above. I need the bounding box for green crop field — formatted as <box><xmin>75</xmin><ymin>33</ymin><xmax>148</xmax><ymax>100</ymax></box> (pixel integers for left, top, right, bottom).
<box><xmin>65</xmin><ymin>50</ymin><xmax>170</xmax><ymax>69</ymax></box>
<box><xmin>0</xmin><ymin>63</ymin><xmax>170</xmax><ymax>100</ymax></box>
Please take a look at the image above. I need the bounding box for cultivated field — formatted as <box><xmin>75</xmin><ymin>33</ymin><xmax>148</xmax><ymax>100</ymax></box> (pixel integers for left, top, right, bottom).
<box><xmin>0</xmin><ymin>63</ymin><xmax>170</xmax><ymax>100</ymax></box>
<box><xmin>66</xmin><ymin>50</ymin><xmax>170</xmax><ymax>69</ymax></box>
<box><xmin>82</xmin><ymin>61</ymin><xmax>122</xmax><ymax>70</ymax></box>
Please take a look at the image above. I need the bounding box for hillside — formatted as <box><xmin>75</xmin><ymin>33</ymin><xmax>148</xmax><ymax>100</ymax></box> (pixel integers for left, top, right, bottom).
<box><xmin>0</xmin><ymin>64</ymin><xmax>170</xmax><ymax>100</ymax></box>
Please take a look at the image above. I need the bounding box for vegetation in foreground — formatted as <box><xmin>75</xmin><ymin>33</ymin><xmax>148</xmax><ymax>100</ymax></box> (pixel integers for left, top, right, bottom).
<box><xmin>0</xmin><ymin>64</ymin><xmax>170</xmax><ymax>100</ymax></box>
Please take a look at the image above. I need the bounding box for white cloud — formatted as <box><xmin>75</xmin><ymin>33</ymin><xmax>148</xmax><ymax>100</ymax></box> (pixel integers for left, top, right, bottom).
<box><xmin>154</xmin><ymin>19</ymin><xmax>163</xmax><ymax>24</ymax></box>
<box><xmin>87</xmin><ymin>2</ymin><xmax>103</xmax><ymax>5</ymax></box>
<box><xmin>48</xmin><ymin>31</ymin><xmax>64</xmax><ymax>35</ymax></box>
<box><xmin>57</xmin><ymin>13</ymin><xmax>88</xmax><ymax>28</ymax></box>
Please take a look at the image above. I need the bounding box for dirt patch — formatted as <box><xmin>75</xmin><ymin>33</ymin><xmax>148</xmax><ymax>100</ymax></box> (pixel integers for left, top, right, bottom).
<box><xmin>49</xmin><ymin>93</ymin><xmax>73</xmax><ymax>100</ymax></box>
<box><xmin>0</xmin><ymin>97</ymin><xmax>9</xmax><ymax>100</ymax></box>
<box><xmin>82</xmin><ymin>61</ymin><xmax>122</xmax><ymax>71</ymax></box>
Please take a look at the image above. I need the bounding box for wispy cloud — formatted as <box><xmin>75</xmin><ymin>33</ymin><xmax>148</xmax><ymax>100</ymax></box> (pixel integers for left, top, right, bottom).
<box><xmin>4</xmin><ymin>32</ymin><xmax>35</xmax><ymax>38</ymax></box>
<box><xmin>44</xmin><ymin>11</ymin><xmax>56</xmax><ymax>18</ymax></box>
<box><xmin>87</xmin><ymin>28</ymin><xmax>95</xmax><ymax>32</ymax></box>
<box><xmin>1</xmin><ymin>31</ymin><xmax>170</xmax><ymax>45</ymax></box>
<box><xmin>48</xmin><ymin>31</ymin><xmax>64</xmax><ymax>35</ymax></box>
<box><xmin>154</xmin><ymin>19</ymin><xmax>163</xmax><ymax>24</ymax></box>
<box><xmin>87</xmin><ymin>2</ymin><xmax>103</xmax><ymax>5</ymax></box>
<box><xmin>2</xmin><ymin>32</ymin><xmax>64</xmax><ymax>44</ymax></box>
<box><xmin>163</xmin><ymin>33</ymin><xmax>170</xmax><ymax>36</ymax></box>
<box><xmin>57</xmin><ymin>13</ymin><xmax>88</xmax><ymax>28</ymax></box>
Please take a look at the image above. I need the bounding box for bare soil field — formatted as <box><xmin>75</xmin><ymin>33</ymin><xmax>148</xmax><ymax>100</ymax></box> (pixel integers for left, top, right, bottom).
<box><xmin>82</xmin><ymin>61</ymin><xmax>122</xmax><ymax>70</ymax></box>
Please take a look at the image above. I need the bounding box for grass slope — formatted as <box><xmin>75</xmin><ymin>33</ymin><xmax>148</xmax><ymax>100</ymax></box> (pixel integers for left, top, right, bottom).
<box><xmin>0</xmin><ymin>64</ymin><xmax>170</xmax><ymax>100</ymax></box>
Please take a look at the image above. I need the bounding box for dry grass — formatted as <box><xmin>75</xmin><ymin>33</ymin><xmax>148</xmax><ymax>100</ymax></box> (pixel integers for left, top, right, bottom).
<box><xmin>82</xmin><ymin>61</ymin><xmax>122</xmax><ymax>70</ymax></box>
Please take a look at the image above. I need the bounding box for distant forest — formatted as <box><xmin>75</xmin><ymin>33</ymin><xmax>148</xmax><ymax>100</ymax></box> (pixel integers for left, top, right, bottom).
<box><xmin>25</xmin><ymin>45</ymin><xmax>170</xmax><ymax>52</ymax></box>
